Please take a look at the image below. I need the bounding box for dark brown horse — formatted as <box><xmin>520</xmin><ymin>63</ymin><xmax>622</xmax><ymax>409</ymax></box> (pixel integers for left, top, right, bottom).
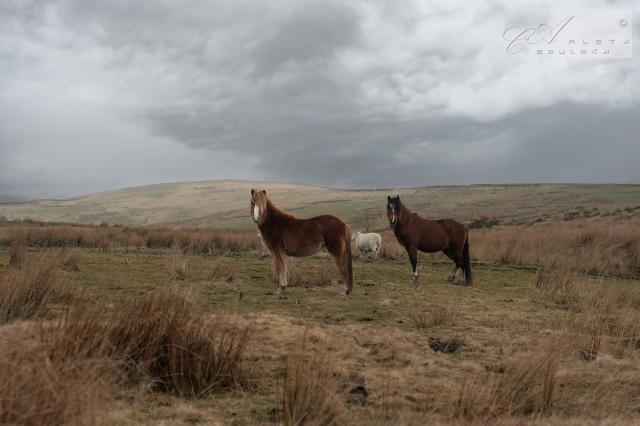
<box><xmin>387</xmin><ymin>195</ymin><xmax>472</xmax><ymax>285</ymax></box>
<box><xmin>250</xmin><ymin>189</ymin><xmax>353</xmax><ymax>295</ymax></box>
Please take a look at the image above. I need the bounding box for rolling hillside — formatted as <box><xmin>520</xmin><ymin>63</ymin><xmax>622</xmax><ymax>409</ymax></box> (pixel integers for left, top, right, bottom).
<box><xmin>1</xmin><ymin>180</ymin><xmax>640</xmax><ymax>229</ymax></box>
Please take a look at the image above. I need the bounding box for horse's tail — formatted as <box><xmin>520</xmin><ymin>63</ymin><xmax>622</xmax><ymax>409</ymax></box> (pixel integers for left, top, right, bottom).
<box><xmin>344</xmin><ymin>230</ymin><xmax>353</xmax><ymax>294</ymax></box>
<box><xmin>463</xmin><ymin>234</ymin><xmax>473</xmax><ymax>285</ymax></box>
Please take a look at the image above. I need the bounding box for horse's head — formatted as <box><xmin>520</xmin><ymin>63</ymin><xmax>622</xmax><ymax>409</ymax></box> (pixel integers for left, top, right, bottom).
<box><xmin>387</xmin><ymin>195</ymin><xmax>401</xmax><ymax>227</ymax></box>
<box><xmin>351</xmin><ymin>231</ymin><xmax>360</xmax><ymax>241</ymax></box>
<box><xmin>250</xmin><ymin>189</ymin><xmax>268</xmax><ymax>225</ymax></box>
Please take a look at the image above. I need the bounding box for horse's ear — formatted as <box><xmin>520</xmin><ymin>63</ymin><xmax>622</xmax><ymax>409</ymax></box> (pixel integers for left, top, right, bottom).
<box><xmin>251</xmin><ymin>188</ymin><xmax>255</xmax><ymax>196</ymax></box>
<box><xmin>387</xmin><ymin>195</ymin><xmax>391</xmax><ymax>202</ymax></box>
<box><xmin>261</xmin><ymin>190</ymin><xmax>266</xmax><ymax>195</ymax></box>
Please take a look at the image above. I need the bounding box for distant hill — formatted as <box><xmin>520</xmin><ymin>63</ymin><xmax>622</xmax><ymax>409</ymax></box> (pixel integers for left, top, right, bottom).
<box><xmin>1</xmin><ymin>180</ymin><xmax>639</xmax><ymax>230</ymax></box>
<box><xmin>0</xmin><ymin>194</ymin><xmax>27</xmax><ymax>203</ymax></box>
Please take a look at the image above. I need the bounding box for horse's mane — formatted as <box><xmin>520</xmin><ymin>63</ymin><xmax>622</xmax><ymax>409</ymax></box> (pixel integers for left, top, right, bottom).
<box><xmin>399</xmin><ymin>201</ymin><xmax>412</xmax><ymax>215</ymax></box>
<box><xmin>399</xmin><ymin>201</ymin><xmax>422</xmax><ymax>221</ymax></box>
<box><xmin>266</xmin><ymin>198</ymin><xmax>296</xmax><ymax>221</ymax></box>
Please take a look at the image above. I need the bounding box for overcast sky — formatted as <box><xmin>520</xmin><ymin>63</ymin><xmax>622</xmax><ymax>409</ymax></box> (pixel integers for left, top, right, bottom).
<box><xmin>1</xmin><ymin>0</ymin><xmax>638</xmax><ymax>199</ymax></box>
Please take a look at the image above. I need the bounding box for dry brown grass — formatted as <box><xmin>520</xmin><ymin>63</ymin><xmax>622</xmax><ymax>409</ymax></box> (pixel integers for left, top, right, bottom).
<box><xmin>166</xmin><ymin>250</ymin><xmax>191</xmax><ymax>281</ymax></box>
<box><xmin>281</xmin><ymin>332</ymin><xmax>345</xmax><ymax>426</ymax></box>
<box><xmin>571</xmin><ymin>304</ymin><xmax>610</xmax><ymax>362</ymax></box>
<box><xmin>455</xmin><ymin>344</ymin><xmax>561</xmax><ymax>422</ymax></box>
<box><xmin>378</xmin><ymin>231</ymin><xmax>406</xmax><ymax>260</ymax></box>
<box><xmin>0</xmin><ymin>257</ymin><xmax>69</xmax><ymax>324</ymax></box>
<box><xmin>411</xmin><ymin>303</ymin><xmax>461</xmax><ymax>329</ymax></box>
<box><xmin>0</xmin><ymin>281</ymin><xmax>250</xmax><ymax>425</ymax></box>
<box><xmin>3</xmin><ymin>214</ymin><xmax>638</xmax><ymax>282</ymax></box>
<box><xmin>566</xmin><ymin>284</ymin><xmax>640</xmax><ymax>362</ymax></box>
<box><xmin>529</xmin><ymin>269</ymin><xmax>640</xmax><ymax>363</ymax></box>
<box><xmin>530</xmin><ymin>269</ymin><xmax>581</xmax><ymax>309</ymax></box>
<box><xmin>472</xmin><ymin>216</ymin><xmax>640</xmax><ymax>278</ymax></box>
<box><xmin>2</xmin><ymin>213</ymin><xmax>640</xmax><ymax>424</ymax></box>
<box><xmin>44</xmin><ymin>287</ymin><xmax>250</xmax><ymax>397</ymax></box>
<box><xmin>610</xmin><ymin>312</ymin><xmax>640</xmax><ymax>358</ymax></box>
<box><xmin>0</xmin><ymin>334</ymin><xmax>118</xmax><ymax>426</ymax></box>
<box><xmin>8</xmin><ymin>233</ymin><xmax>26</xmax><ymax>268</ymax></box>
<box><xmin>0</xmin><ymin>224</ymin><xmax>261</xmax><ymax>254</ymax></box>
<box><xmin>57</xmin><ymin>248</ymin><xmax>80</xmax><ymax>272</ymax></box>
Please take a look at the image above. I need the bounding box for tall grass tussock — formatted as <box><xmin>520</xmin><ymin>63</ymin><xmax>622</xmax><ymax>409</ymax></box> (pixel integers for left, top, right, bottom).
<box><xmin>282</xmin><ymin>333</ymin><xmax>345</xmax><ymax>426</ymax></box>
<box><xmin>8</xmin><ymin>233</ymin><xmax>26</xmax><ymax>268</ymax></box>
<box><xmin>0</xmin><ymin>335</ymin><xmax>118</xmax><ymax>426</ymax></box>
<box><xmin>45</xmin><ymin>287</ymin><xmax>250</xmax><ymax>397</ymax></box>
<box><xmin>2</xmin><ymin>215</ymin><xmax>639</xmax><ymax>280</ymax></box>
<box><xmin>1</xmin><ymin>281</ymin><xmax>250</xmax><ymax>424</ymax></box>
<box><xmin>530</xmin><ymin>269</ymin><xmax>640</xmax><ymax>361</ymax></box>
<box><xmin>473</xmin><ymin>216</ymin><xmax>640</xmax><ymax>278</ymax></box>
<box><xmin>0</xmin><ymin>224</ymin><xmax>260</xmax><ymax>254</ymax></box>
<box><xmin>0</xmin><ymin>257</ymin><xmax>69</xmax><ymax>324</ymax></box>
<box><xmin>455</xmin><ymin>344</ymin><xmax>560</xmax><ymax>421</ymax></box>
<box><xmin>411</xmin><ymin>303</ymin><xmax>461</xmax><ymax>329</ymax></box>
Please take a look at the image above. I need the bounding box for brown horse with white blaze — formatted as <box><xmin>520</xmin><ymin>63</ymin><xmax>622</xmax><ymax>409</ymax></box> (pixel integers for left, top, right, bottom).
<box><xmin>250</xmin><ymin>189</ymin><xmax>353</xmax><ymax>295</ymax></box>
<box><xmin>387</xmin><ymin>195</ymin><xmax>472</xmax><ymax>286</ymax></box>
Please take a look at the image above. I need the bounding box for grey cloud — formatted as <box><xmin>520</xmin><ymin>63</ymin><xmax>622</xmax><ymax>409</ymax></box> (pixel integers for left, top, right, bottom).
<box><xmin>0</xmin><ymin>0</ymin><xmax>638</xmax><ymax>199</ymax></box>
<box><xmin>253</xmin><ymin>103</ymin><xmax>640</xmax><ymax>187</ymax></box>
<box><xmin>253</xmin><ymin>3</ymin><xmax>361</xmax><ymax>74</ymax></box>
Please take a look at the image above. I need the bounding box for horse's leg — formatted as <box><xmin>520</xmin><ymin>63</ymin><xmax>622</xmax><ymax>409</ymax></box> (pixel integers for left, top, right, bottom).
<box><xmin>443</xmin><ymin>249</ymin><xmax>458</xmax><ymax>282</ymax></box>
<box><xmin>453</xmin><ymin>261</ymin><xmax>466</xmax><ymax>284</ymax></box>
<box><xmin>327</xmin><ymin>236</ymin><xmax>353</xmax><ymax>296</ymax></box>
<box><xmin>272</xmin><ymin>249</ymin><xmax>288</xmax><ymax>294</ymax></box>
<box><xmin>407</xmin><ymin>245</ymin><xmax>418</xmax><ymax>285</ymax></box>
<box><xmin>331</xmin><ymin>248</ymin><xmax>352</xmax><ymax>295</ymax></box>
<box><xmin>448</xmin><ymin>244</ymin><xmax>466</xmax><ymax>284</ymax></box>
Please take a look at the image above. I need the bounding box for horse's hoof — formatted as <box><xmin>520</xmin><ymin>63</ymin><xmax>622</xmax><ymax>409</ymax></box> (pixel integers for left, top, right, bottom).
<box><xmin>275</xmin><ymin>286</ymin><xmax>286</xmax><ymax>295</ymax></box>
<box><xmin>343</xmin><ymin>289</ymin><xmax>352</xmax><ymax>296</ymax></box>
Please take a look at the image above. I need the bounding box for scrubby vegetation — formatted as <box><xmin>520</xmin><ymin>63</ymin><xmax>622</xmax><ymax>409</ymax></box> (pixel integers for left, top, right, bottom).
<box><xmin>0</xmin><ymin>224</ymin><xmax>260</xmax><ymax>254</ymax></box>
<box><xmin>473</xmin><ymin>216</ymin><xmax>640</xmax><ymax>277</ymax></box>
<box><xmin>1</xmin><ymin>209</ymin><xmax>640</xmax><ymax>424</ymax></box>
<box><xmin>281</xmin><ymin>333</ymin><xmax>344</xmax><ymax>425</ymax></box>
<box><xmin>0</xmin><ymin>255</ymin><xmax>70</xmax><ymax>324</ymax></box>
<box><xmin>44</xmin><ymin>287</ymin><xmax>250</xmax><ymax>397</ymax></box>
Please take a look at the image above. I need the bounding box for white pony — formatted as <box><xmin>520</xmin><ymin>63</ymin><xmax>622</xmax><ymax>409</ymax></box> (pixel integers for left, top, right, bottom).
<box><xmin>351</xmin><ymin>231</ymin><xmax>382</xmax><ymax>258</ymax></box>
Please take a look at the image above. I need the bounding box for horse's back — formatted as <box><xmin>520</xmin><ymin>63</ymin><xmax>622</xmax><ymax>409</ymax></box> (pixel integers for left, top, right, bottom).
<box><xmin>403</xmin><ymin>216</ymin><xmax>465</xmax><ymax>252</ymax></box>
<box><xmin>310</xmin><ymin>215</ymin><xmax>349</xmax><ymax>233</ymax></box>
<box><xmin>308</xmin><ymin>215</ymin><xmax>350</xmax><ymax>250</ymax></box>
<box><xmin>435</xmin><ymin>218</ymin><xmax>466</xmax><ymax>235</ymax></box>
<box><xmin>434</xmin><ymin>218</ymin><xmax>467</xmax><ymax>247</ymax></box>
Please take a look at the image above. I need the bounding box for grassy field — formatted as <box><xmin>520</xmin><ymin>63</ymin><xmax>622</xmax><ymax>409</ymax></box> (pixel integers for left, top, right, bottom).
<box><xmin>2</xmin><ymin>245</ymin><xmax>640</xmax><ymax>425</ymax></box>
<box><xmin>2</xmin><ymin>182</ymin><xmax>640</xmax><ymax>424</ymax></box>
<box><xmin>2</xmin><ymin>180</ymin><xmax>640</xmax><ymax>229</ymax></box>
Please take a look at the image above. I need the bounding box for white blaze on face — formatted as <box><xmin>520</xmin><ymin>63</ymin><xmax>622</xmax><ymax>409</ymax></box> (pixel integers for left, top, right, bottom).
<box><xmin>389</xmin><ymin>204</ymin><xmax>396</xmax><ymax>224</ymax></box>
<box><xmin>253</xmin><ymin>205</ymin><xmax>260</xmax><ymax>222</ymax></box>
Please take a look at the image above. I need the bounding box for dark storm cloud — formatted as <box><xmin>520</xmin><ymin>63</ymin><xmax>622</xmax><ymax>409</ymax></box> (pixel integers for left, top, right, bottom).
<box><xmin>0</xmin><ymin>0</ymin><xmax>638</xmax><ymax>198</ymax></box>
<box><xmin>253</xmin><ymin>103</ymin><xmax>640</xmax><ymax>187</ymax></box>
